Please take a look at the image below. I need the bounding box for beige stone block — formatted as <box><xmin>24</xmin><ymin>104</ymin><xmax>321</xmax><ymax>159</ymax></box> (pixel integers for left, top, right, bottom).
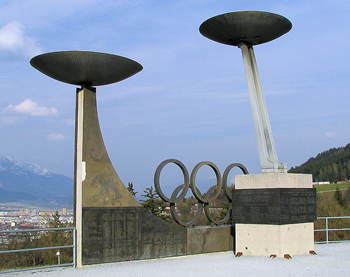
<box><xmin>236</xmin><ymin>223</ymin><xmax>314</xmax><ymax>257</ymax></box>
<box><xmin>235</xmin><ymin>173</ymin><xmax>313</xmax><ymax>189</ymax></box>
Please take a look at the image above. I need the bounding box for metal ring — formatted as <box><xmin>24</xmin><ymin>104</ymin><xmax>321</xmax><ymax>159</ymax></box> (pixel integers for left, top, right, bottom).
<box><xmin>170</xmin><ymin>185</ymin><xmax>204</xmax><ymax>227</ymax></box>
<box><xmin>154</xmin><ymin>159</ymin><xmax>248</xmax><ymax>226</ymax></box>
<box><xmin>222</xmin><ymin>163</ymin><xmax>249</xmax><ymax>200</ymax></box>
<box><xmin>154</xmin><ymin>159</ymin><xmax>189</xmax><ymax>204</ymax></box>
<box><xmin>203</xmin><ymin>185</ymin><xmax>232</xmax><ymax>225</ymax></box>
<box><xmin>204</xmin><ymin>202</ymin><xmax>232</xmax><ymax>225</ymax></box>
<box><xmin>190</xmin><ymin>161</ymin><xmax>222</xmax><ymax>204</ymax></box>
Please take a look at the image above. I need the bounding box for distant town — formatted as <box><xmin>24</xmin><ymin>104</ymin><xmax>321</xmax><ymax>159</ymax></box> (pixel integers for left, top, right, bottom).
<box><xmin>0</xmin><ymin>205</ymin><xmax>73</xmax><ymax>230</ymax></box>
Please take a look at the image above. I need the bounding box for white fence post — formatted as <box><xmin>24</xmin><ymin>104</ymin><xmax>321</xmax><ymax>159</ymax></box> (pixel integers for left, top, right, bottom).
<box><xmin>325</xmin><ymin>217</ymin><xmax>329</xmax><ymax>244</ymax></box>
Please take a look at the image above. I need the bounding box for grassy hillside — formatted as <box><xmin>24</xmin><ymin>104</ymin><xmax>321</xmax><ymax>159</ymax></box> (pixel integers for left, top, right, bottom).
<box><xmin>315</xmin><ymin>181</ymin><xmax>350</xmax><ymax>192</ymax></box>
<box><xmin>315</xmin><ymin>186</ymin><xmax>350</xmax><ymax>242</ymax></box>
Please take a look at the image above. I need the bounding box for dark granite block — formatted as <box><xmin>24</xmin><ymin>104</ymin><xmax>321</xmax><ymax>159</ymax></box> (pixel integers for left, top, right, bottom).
<box><xmin>82</xmin><ymin>207</ymin><xmax>187</xmax><ymax>264</ymax></box>
<box><xmin>232</xmin><ymin>188</ymin><xmax>317</xmax><ymax>225</ymax></box>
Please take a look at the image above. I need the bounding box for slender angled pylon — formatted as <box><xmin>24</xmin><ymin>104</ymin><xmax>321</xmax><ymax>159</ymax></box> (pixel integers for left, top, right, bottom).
<box><xmin>199</xmin><ymin>11</ymin><xmax>292</xmax><ymax>173</ymax></box>
<box><xmin>239</xmin><ymin>43</ymin><xmax>286</xmax><ymax>173</ymax></box>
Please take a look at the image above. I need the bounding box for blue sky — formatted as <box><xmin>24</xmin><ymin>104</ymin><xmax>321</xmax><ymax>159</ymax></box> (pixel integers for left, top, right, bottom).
<box><xmin>0</xmin><ymin>1</ymin><xmax>349</xmax><ymax>193</ymax></box>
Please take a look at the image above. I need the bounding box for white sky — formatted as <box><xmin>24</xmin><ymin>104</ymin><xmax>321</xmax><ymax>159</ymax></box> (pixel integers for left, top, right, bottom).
<box><xmin>0</xmin><ymin>0</ymin><xmax>349</xmax><ymax>193</ymax></box>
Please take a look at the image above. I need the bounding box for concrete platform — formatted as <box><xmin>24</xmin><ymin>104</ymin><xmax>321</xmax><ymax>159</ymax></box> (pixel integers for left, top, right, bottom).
<box><xmin>11</xmin><ymin>242</ymin><xmax>350</xmax><ymax>277</ymax></box>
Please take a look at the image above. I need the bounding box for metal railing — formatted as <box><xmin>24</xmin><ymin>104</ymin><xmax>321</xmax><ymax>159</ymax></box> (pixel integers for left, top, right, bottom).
<box><xmin>314</xmin><ymin>216</ymin><xmax>350</xmax><ymax>244</ymax></box>
<box><xmin>0</xmin><ymin>217</ymin><xmax>348</xmax><ymax>273</ymax></box>
<box><xmin>0</xmin><ymin>227</ymin><xmax>76</xmax><ymax>274</ymax></box>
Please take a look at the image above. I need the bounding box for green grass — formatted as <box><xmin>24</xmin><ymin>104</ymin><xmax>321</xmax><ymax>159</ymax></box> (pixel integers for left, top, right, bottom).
<box><xmin>315</xmin><ymin>181</ymin><xmax>350</xmax><ymax>192</ymax></box>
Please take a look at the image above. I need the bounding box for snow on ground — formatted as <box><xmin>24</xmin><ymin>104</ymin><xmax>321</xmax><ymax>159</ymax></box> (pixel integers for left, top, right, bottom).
<box><xmin>9</xmin><ymin>242</ymin><xmax>350</xmax><ymax>277</ymax></box>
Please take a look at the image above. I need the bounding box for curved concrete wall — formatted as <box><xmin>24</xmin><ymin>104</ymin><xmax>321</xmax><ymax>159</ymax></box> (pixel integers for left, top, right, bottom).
<box><xmin>75</xmin><ymin>88</ymin><xmax>233</xmax><ymax>266</ymax></box>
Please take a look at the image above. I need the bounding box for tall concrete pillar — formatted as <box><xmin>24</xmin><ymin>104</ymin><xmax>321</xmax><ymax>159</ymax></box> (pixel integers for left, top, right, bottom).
<box><xmin>74</xmin><ymin>87</ymin><xmax>141</xmax><ymax>267</ymax></box>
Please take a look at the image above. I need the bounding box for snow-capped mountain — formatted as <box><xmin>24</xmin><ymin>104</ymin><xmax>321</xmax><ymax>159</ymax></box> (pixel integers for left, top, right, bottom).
<box><xmin>0</xmin><ymin>156</ymin><xmax>51</xmax><ymax>176</ymax></box>
<box><xmin>0</xmin><ymin>156</ymin><xmax>73</xmax><ymax>206</ymax></box>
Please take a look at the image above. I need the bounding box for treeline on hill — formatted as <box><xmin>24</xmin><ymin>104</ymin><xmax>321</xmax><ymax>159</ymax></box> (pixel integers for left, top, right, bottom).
<box><xmin>288</xmin><ymin>143</ymin><xmax>350</xmax><ymax>182</ymax></box>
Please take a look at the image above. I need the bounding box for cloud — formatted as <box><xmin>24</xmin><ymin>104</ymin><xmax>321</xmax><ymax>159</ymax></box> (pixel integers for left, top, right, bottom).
<box><xmin>47</xmin><ymin>133</ymin><xmax>66</xmax><ymax>141</ymax></box>
<box><xmin>4</xmin><ymin>99</ymin><xmax>57</xmax><ymax>116</ymax></box>
<box><xmin>325</xmin><ymin>132</ymin><xmax>337</xmax><ymax>138</ymax></box>
<box><xmin>0</xmin><ymin>21</ymin><xmax>42</xmax><ymax>58</ymax></box>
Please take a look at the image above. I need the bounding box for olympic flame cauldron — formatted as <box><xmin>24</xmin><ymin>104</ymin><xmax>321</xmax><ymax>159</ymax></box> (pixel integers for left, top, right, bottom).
<box><xmin>200</xmin><ymin>11</ymin><xmax>292</xmax><ymax>173</ymax></box>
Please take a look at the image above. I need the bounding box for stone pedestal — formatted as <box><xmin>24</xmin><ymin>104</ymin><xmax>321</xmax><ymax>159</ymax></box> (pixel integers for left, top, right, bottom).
<box><xmin>234</xmin><ymin>173</ymin><xmax>315</xmax><ymax>257</ymax></box>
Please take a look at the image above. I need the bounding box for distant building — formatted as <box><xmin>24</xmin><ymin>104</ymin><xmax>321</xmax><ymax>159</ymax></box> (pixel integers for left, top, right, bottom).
<box><xmin>313</xmin><ymin>181</ymin><xmax>330</xmax><ymax>185</ymax></box>
<box><xmin>39</xmin><ymin>212</ymin><xmax>50</xmax><ymax>216</ymax></box>
<box><xmin>31</xmin><ymin>209</ymin><xmax>39</xmax><ymax>216</ymax></box>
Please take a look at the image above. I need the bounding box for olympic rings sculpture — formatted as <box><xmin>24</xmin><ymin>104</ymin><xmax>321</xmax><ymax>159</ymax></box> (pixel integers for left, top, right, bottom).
<box><xmin>154</xmin><ymin>159</ymin><xmax>248</xmax><ymax>227</ymax></box>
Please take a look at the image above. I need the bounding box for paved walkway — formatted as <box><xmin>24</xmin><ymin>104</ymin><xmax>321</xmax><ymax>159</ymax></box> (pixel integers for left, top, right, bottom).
<box><xmin>9</xmin><ymin>242</ymin><xmax>350</xmax><ymax>277</ymax></box>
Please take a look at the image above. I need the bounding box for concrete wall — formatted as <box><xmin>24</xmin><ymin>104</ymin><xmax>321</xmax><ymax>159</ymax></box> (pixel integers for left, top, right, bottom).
<box><xmin>76</xmin><ymin>88</ymin><xmax>233</xmax><ymax>266</ymax></box>
<box><xmin>187</xmin><ymin>226</ymin><xmax>233</xmax><ymax>255</ymax></box>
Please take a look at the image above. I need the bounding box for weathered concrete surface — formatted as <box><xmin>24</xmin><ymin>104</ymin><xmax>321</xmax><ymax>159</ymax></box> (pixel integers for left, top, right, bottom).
<box><xmin>187</xmin><ymin>226</ymin><xmax>233</xmax><ymax>255</ymax></box>
<box><xmin>79</xmin><ymin>88</ymin><xmax>140</xmax><ymax>208</ymax></box>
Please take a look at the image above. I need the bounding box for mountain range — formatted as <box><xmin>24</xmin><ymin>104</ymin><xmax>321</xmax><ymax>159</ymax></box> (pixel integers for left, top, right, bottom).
<box><xmin>0</xmin><ymin>156</ymin><xmax>73</xmax><ymax>207</ymax></box>
<box><xmin>1</xmin><ymin>143</ymin><xmax>349</xmax><ymax>208</ymax></box>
